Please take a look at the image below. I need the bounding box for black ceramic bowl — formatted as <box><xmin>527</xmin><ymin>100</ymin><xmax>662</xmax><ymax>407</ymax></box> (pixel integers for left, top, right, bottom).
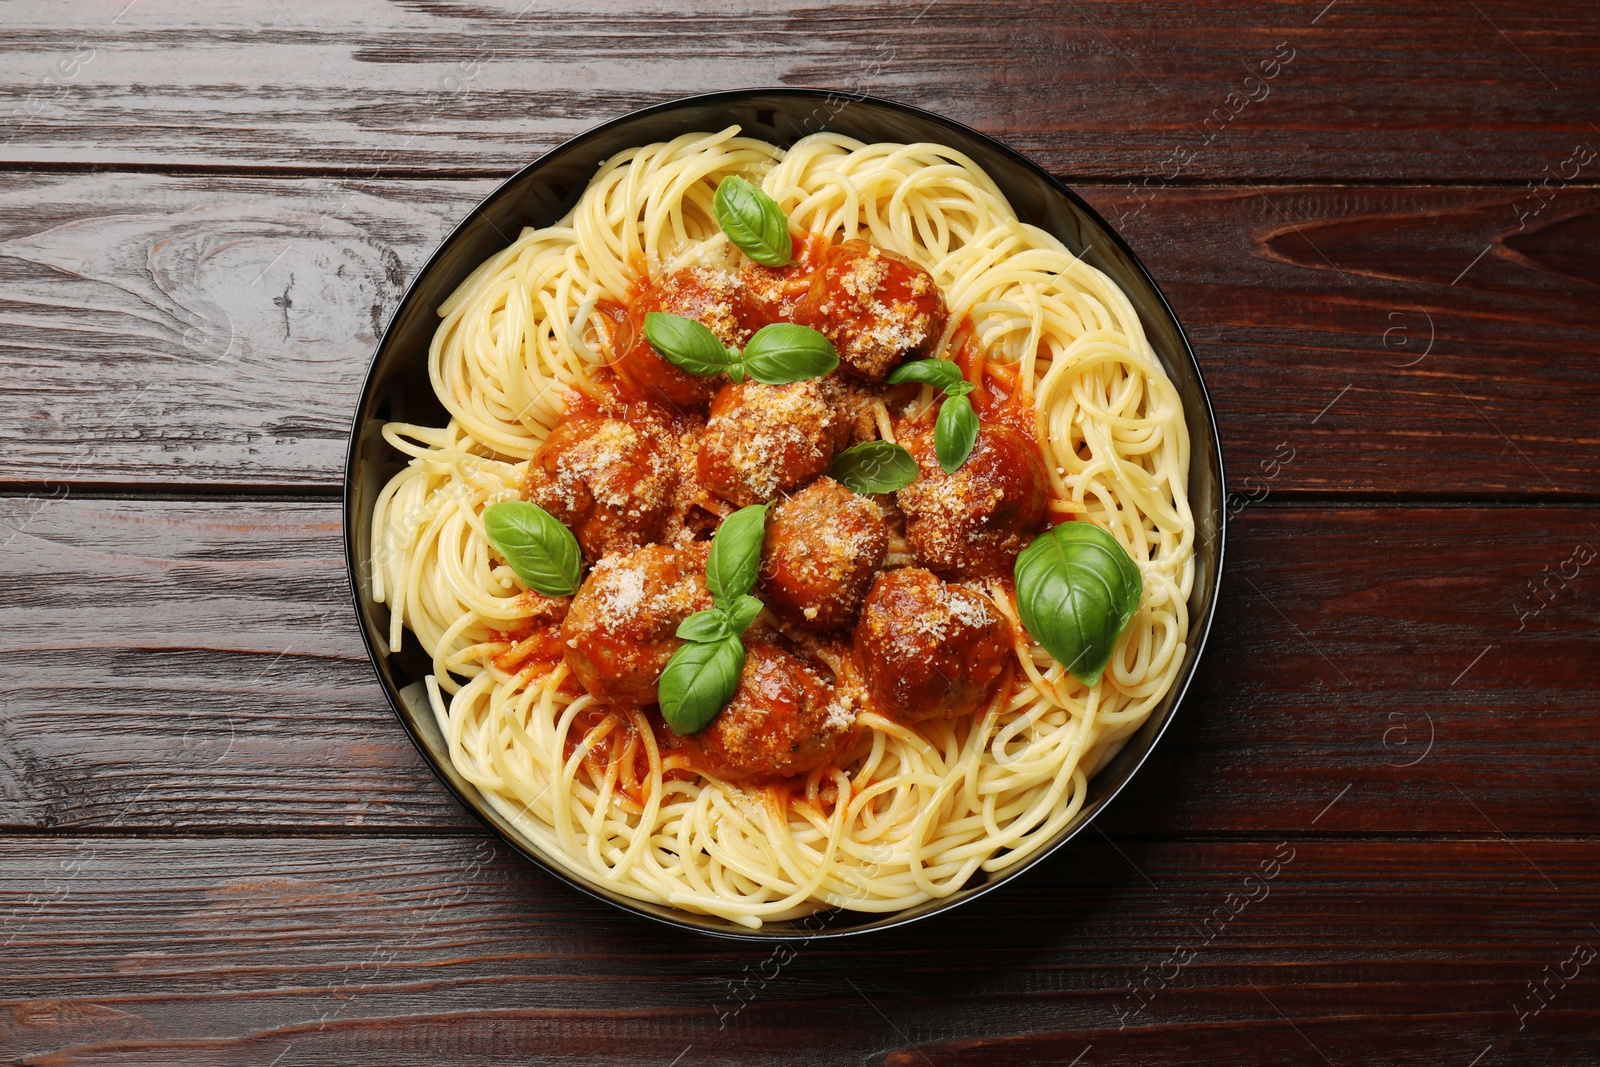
<box><xmin>344</xmin><ymin>88</ymin><xmax>1225</xmax><ymax>940</ymax></box>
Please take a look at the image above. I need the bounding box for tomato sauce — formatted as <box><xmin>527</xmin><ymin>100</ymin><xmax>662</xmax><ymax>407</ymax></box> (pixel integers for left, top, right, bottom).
<box><xmin>561</xmin><ymin>707</ymin><xmax>659</xmax><ymax>807</ymax></box>
<box><xmin>488</xmin><ymin>625</ymin><xmax>567</xmax><ymax>675</ymax></box>
<box><xmin>538</xmin><ymin>231</ymin><xmax>1057</xmax><ymax>787</ymax></box>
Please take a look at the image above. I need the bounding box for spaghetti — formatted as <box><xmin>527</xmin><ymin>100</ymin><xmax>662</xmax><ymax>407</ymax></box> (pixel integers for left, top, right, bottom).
<box><xmin>369</xmin><ymin>127</ymin><xmax>1194</xmax><ymax>927</ymax></box>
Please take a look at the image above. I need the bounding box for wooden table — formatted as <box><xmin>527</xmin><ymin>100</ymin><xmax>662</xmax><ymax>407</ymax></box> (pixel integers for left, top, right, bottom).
<box><xmin>2</xmin><ymin>2</ymin><xmax>1597</xmax><ymax>1064</ymax></box>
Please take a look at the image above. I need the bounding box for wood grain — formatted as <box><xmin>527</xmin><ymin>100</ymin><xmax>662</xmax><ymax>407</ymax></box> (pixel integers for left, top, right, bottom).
<box><xmin>1097</xmin><ymin>184</ymin><xmax>1600</xmax><ymax>498</ymax></box>
<box><xmin>0</xmin><ymin>172</ymin><xmax>481</xmax><ymax>489</ymax></box>
<box><xmin>2</xmin><ymin>497</ymin><xmax>1594</xmax><ymax>834</ymax></box>
<box><xmin>0</xmin><ymin>1</ymin><xmax>1596</xmax><ymax>180</ymax></box>
<box><xmin>0</xmin><ymin>496</ymin><xmax>451</xmax><ymax>829</ymax></box>
<box><xmin>1</xmin><ymin>835</ymin><xmax>1594</xmax><ymax>1066</ymax></box>
<box><xmin>2</xmin><ymin>4</ymin><xmax>1597</xmax><ymax>1063</ymax></box>
<box><xmin>0</xmin><ymin>174</ymin><xmax>1596</xmax><ymax>495</ymax></box>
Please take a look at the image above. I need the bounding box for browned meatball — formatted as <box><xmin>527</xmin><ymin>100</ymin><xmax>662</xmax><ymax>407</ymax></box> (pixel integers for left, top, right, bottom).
<box><xmin>896</xmin><ymin>424</ymin><xmax>1048</xmax><ymax>579</ymax></box>
<box><xmin>614</xmin><ymin>267</ymin><xmax>755</xmax><ymax>408</ymax></box>
<box><xmin>697</xmin><ymin>377</ymin><xmax>851</xmax><ymax>507</ymax></box>
<box><xmin>792</xmin><ymin>239</ymin><xmax>947</xmax><ymax>381</ymax></box>
<box><xmin>854</xmin><ymin>568</ymin><xmax>1010</xmax><ymax>724</ymax></box>
<box><xmin>561</xmin><ymin>544</ymin><xmax>713</xmax><ymax>705</ymax></box>
<box><xmin>524</xmin><ymin>411</ymin><xmax>678</xmax><ymax>560</ymax></box>
<box><xmin>739</xmin><ymin>259</ymin><xmax>815</xmax><ymax>328</ymax></box>
<box><xmin>760</xmin><ymin>477</ymin><xmax>887</xmax><ymax>630</ymax></box>
<box><xmin>687</xmin><ymin>639</ymin><xmax>861</xmax><ymax>781</ymax></box>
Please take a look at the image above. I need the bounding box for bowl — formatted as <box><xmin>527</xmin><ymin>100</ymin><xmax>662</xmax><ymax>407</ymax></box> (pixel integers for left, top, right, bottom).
<box><xmin>343</xmin><ymin>88</ymin><xmax>1226</xmax><ymax>939</ymax></box>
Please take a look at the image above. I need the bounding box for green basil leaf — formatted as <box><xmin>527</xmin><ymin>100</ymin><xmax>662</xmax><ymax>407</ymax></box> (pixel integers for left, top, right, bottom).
<box><xmin>946</xmin><ymin>378</ymin><xmax>976</xmax><ymax>398</ymax></box>
<box><xmin>712</xmin><ymin>175</ymin><xmax>793</xmax><ymax>267</ymax></box>
<box><xmin>741</xmin><ymin>323</ymin><xmax>839</xmax><ymax>385</ymax></box>
<box><xmin>830</xmin><ymin>441</ymin><xmax>919</xmax><ymax>495</ymax></box>
<box><xmin>934</xmin><ymin>392</ymin><xmax>979</xmax><ymax>474</ymax></box>
<box><xmin>1013</xmin><ymin>522</ymin><xmax>1144</xmax><ymax>687</ymax></box>
<box><xmin>886</xmin><ymin>358</ymin><xmax>965</xmax><ymax>392</ymax></box>
<box><xmin>481</xmin><ymin>500</ymin><xmax>582</xmax><ymax>597</ymax></box>
<box><xmin>722</xmin><ymin>593</ymin><xmax>764</xmax><ymax>634</ymax></box>
<box><xmin>643</xmin><ymin>311</ymin><xmax>739</xmax><ymax>377</ymax></box>
<box><xmin>658</xmin><ymin>633</ymin><xmax>745</xmax><ymax>734</ymax></box>
<box><xmin>706</xmin><ymin>504</ymin><xmax>768</xmax><ymax>606</ymax></box>
<box><xmin>677</xmin><ymin>609</ymin><xmax>735</xmax><ymax>643</ymax></box>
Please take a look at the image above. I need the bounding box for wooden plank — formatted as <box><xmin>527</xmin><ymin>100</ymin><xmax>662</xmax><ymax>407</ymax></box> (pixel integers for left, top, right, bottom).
<box><xmin>0</xmin><ymin>1</ymin><xmax>1596</xmax><ymax>180</ymax></box>
<box><xmin>0</xmin><ymin>172</ymin><xmax>485</xmax><ymax>489</ymax></box>
<box><xmin>1097</xmin><ymin>501</ymin><xmax>1600</xmax><ymax>837</ymax></box>
<box><xmin>1096</xmin><ymin>184</ymin><xmax>1600</xmax><ymax>499</ymax></box>
<box><xmin>0</xmin><ymin>835</ymin><xmax>1594</xmax><ymax>1065</ymax></box>
<box><xmin>0</xmin><ymin>496</ymin><xmax>462</xmax><ymax>829</ymax></box>
<box><xmin>0</xmin><ymin>173</ymin><xmax>1597</xmax><ymax>495</ymax></box>
<box><xmin>1</xmin><ymin>498</ymin><xmax>1595</xmax><ymax>834</ymax></box>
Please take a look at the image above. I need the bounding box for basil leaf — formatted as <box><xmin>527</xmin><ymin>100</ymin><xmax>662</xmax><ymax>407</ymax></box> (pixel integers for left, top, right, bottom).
<box><xmin>643</xmin><ymin>311</ymin><xmax>739</xmax><ymax>377</ymax></box>
<box><xmin>677</xmin><ymin>609</ymin><xmax>734</xmax><ymax>643</ymax></box>
<box><xmin>712</xmin><ymin>175</ymin><xmax>793</xmax><ymax>267</ymax></box>
<box><xmin>934</xmin><ymin>392</ymin><xmax>979</xmax><ymax>474</ymax></box>
<box><xmin>706</xmin><ymin>504</ymin><xmax>767</xmax><ymax>606</ymax></box>
<box><xmin>722</xmin><ymin>593</ymin><xmax>764</xmax><ymax>634</ymax></box>
<box><xmin>481</xmin><ymin>500</ymin><xmax>582</xmax><ymax>597</ymax></box>
<box><xmin>886</xmin><ymin>358</ymin><xmax>965</xmax><ymax>393</ymax></box>
<box><xmin>741</xmin><ymin>323</ymin><xmax>839</xmax><ymax>385</ymax></box>
<box><xmin>946</xmin><ymin>378</ymin><xmax>976</xmax><ymax>398</ymax></box>
<box><xmin>830</xmin><ymin>441</ymin><xmax>919</xmax><ymax>494</ymax></box>
<box><xmin>658</xmin><ymin>633</ymin><xmax>745</xmax><ymax>734</ymax></box>
<box><xmin>1013</xmin><ymin>522</ymin><xmax>1144</xmax><ymax>687</ymax></box>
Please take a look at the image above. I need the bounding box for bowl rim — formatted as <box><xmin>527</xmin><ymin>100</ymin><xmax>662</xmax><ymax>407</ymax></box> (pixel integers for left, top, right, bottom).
<box><xmin>342</xmin><ymin>86</ymin><xmax>1227</xmax><ymax>941</ymax></box>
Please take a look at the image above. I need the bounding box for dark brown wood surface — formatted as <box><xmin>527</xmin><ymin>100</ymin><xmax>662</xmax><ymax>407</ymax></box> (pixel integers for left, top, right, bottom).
<box><xmin>0</xmin><ymin>0</ymin><xmax>1595</xmax><ymax>180</ymax></box>
<box><xmin>1</xmin><ymin>2</ymin><xmax>1597</xmax><ymax>1065</ymax></box>
<box><xmin>3</xmin><ymin>177</ymin><xmax>1599</xmax><ymax>495</ymax></box>
<box><xmin>1</xmin><ymin>499</ymin><xmax>1593</xmax><ymax>834</ymax></box>
<box><xmin>2</xmin><ymin>837</ymin><xmax>1596</xmax><ymax>1066</ymax></box>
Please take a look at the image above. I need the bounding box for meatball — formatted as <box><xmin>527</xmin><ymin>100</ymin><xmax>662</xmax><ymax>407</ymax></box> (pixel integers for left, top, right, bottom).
<box><xmin>524</xmin><ymin>411</ymin><xmax>678</xmax><ymax>559</ymax></box>
<box><xmin>561</xmin><ymin>544</ymin><xmax>713</xmax><ymax>705</ymax></box>
<box><xmin>760</xmin><ymin>477</ymin><xmax>887</xmax><ymax>630</ymax></box>
<box><xmin>697</xmin><ymin>377</ymin><xmax>852</xmax><ymax>507</ymax></box>
<box><xmin>614</xmin><ymin>267</ymin><xmax>755</xmax><ymax>407</ymax></box>
<box><xmin>688</xmin><ymin>639</ymin><xmax>861</xmax><ymax>781</ymax></box>
<box><xmin>897</xmin><ymin>424</ymin><xmax>1048</xmax><ymax>578</ymax></box>
<box><xmin>854</xmin><ymin>568</ymin><xmax>1010</xmax><ymax>725</ymax></box>
<box><xmin>792</xmin><ymin>239</ymin><xmax>947</xmax><ymax>381</ymax></box>
<box><xmin>740</xmin><ymin>260</ymin><xmax>815</xmax><ymax>328</ymax></box>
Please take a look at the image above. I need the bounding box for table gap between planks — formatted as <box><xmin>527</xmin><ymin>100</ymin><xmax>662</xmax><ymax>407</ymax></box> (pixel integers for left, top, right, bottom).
<box><xmin>0</xmin><ymin>2</ymin><xmax>1596</xmax><ymax>1066</ymax></box>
